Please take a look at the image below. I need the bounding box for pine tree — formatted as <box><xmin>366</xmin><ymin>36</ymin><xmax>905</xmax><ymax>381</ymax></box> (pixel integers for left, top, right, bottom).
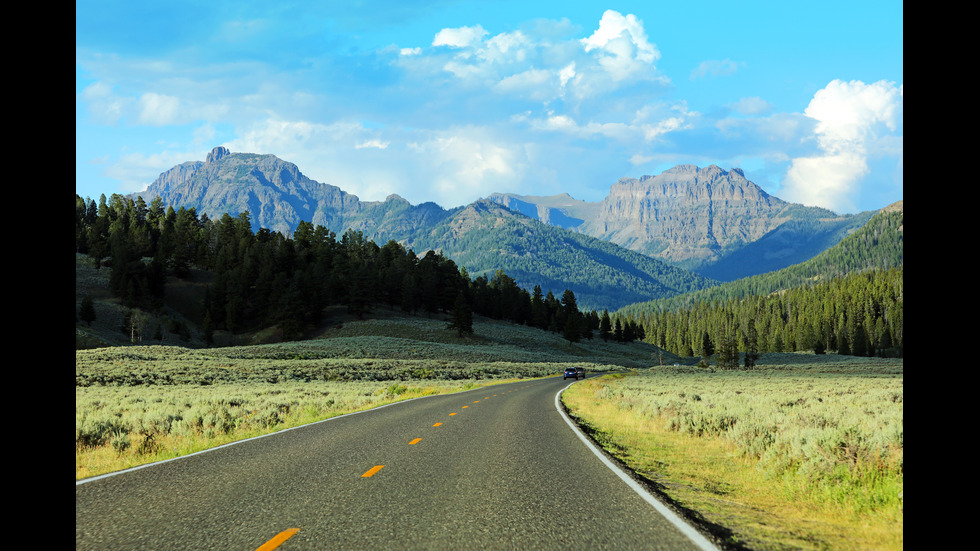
<box><xmin>447</xmin><ymin>291</ymin><xmax>474</xmax><ymax>337</ymax></box>
<box><xmin>599</xmin><ymin>310</ymin><xmax>612</xmax><ymax>341</ymax></box>
<box><xmin>530</xmin><ymin>285</ymin><xmax>548</xmax><ymax>330</ymax></box>
<box><xmin>743</xmin><ymin>318</ymin><xmax>760</xmax><ymax>368</ymax></box>
<box><xmin>401</xmin><ymin>272</ymin><xmax>420</xmax><ymax>315</ymax></box>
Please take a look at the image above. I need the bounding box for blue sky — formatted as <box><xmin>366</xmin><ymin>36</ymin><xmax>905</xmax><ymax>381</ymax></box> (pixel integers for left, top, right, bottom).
<box><xmin>76</xmin><ymin>1</ymin><xmax>903</xmax><ymax>214</ymax></box>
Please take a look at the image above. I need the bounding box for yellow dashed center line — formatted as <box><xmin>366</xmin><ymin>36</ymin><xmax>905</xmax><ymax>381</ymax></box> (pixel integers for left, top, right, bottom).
<box><xmin>255</xmin><ymin>528</ymin><xmax>300</xmax><ymax>551</ymax></box>
<box><xmin>362</xmin><ymin>385</ymin><xmax>525</xmax><ymax>478</ymax></box>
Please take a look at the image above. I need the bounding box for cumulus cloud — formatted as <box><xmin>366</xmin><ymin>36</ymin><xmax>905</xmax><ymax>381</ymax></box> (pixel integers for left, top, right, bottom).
<box><xmin>432</xmin><ymin>25</ymin><xmax>488</xmax><ymax>49</ymax></box>
<box><xmin>580</xmin><ymin>10</ymin><xmax>659</xmax><ymax>65</ymax></box>
<box><xmin>429</xmin><ymin>136</ymin><xmax>522</xmax><ymax>205</ymax></box>
<box><xmin>781</xmin><ymin>79</ymin><xmax>903</xmax><ymax>212</ymax></box>
<box><xmin>404</xmin><ymin>10</ymin><xmax>666</xmax><ymax>105</ymax></box>
<box><xmin>571</xmin><ymin>10</ymin><xmax>665</xmax><ymax>97</ymax></box>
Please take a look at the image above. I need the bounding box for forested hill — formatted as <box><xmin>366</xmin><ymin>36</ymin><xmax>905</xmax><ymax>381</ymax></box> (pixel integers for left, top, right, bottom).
<box><xmin>74</xmin><ymin>193</ymin><xmax>654</xmax><ymax>347</ymax></box>
<box><xmin>611</xmin><ymin>202</ymin><xmax>903</xmax><ymax>359</ymax></box>
<box><xmin>394</xmin><ymin>199</ymin><xmax>716</xmax><ymax>311</ymax></box>
<box><xmin>616</xmin><ymin>202</ymin><xmax>903</xmax><ymax>315</ymax></box>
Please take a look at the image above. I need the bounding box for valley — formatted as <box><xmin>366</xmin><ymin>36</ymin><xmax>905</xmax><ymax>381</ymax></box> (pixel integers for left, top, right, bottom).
<box><xmin>76</xmin><ymin>148</ymin><xmax>902</xmax><ymax>550</ymax></box>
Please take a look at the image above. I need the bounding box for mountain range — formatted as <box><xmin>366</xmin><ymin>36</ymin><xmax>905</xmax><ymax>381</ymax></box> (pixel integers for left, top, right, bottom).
<box><xmin>130</xmin><ymin>147</ymin><xmax>886</xmax><ymax>310</ymax></box>
<box><xmin>487</xmin><ymin>165</ymin><xmax>875</xmax><ymax>280</ymax></box>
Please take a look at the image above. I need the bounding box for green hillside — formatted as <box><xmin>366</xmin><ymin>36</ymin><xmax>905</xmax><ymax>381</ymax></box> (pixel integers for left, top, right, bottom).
<box><xmin>618</xmin><ymin>205</ymin><xmax>902</xmax><ymax>313</ymax></box>
<box><xmin>613</xmin><ymin>204</ymin><xmax>904</xmax><ymax>359</ymax></box>
<box><xmin>396</xmin><ymin>200</ymin><xmax>716</xmax><ymax>311</ymax></box>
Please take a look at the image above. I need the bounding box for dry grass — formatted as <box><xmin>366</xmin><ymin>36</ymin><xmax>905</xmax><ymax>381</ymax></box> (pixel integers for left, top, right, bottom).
<box><xmin>76</xmin><ymin>379</ymin><xmax>503</xmax><ymax>479</ymax></box>
<box><xmin>76</xmin><ymin>303</ymin><xmax>669</xmax><ymax>480</ymax></box>
<box><xmin>562</xmin><ymin>355</ymin><xmax>903</xmax><ymax>550</ymax></box>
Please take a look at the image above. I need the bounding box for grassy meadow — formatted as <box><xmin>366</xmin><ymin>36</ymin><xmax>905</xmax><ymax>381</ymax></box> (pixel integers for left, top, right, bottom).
<box><xmin>77</xmin><ymin>251</ymin><xmax>671</xmax><ymax>479</ymax></box>
<box><xmin>561</xmin><ymin>354</ymin><xmax>903</xmax><ymax>550</ymax></box>
<box><xmin>76</xmin><ymin>311</ymin><xmax>667</xmax><ymax>480</ymax></box>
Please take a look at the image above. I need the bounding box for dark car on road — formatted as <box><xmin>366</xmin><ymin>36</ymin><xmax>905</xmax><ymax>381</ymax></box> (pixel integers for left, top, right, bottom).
<box><xmin>563</xmin><ymin>367</ymin><xmax>583</xmax><ymax>380</ymax></box>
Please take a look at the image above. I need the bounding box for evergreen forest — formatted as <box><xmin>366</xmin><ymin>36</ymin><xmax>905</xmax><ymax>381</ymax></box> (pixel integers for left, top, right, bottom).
<box><xmin>75</xmin><ymin>194</ymin><xmax>613</xmax><ymax>345</ymax></box>
<box><xmin>614</xmin><ymin>267</ymin><xmax>903</xmax><ymax>364</ymax></box>
<box><xmin>613</xmin><ymin>209</ymin><xmax>904</xmax><ymax>361</ymax></box>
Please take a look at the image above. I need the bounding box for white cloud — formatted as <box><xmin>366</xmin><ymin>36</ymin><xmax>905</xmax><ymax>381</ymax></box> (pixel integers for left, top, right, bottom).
<box><xmin>432</xmin><ymin>25</ymin><xmax>488</xmax><ymax>49</ymax></box>
<box><xmin>355</xmin><ymin>139</ymin><xmax>390</xmax><ymax>149</ymax></box>
<box><xmin>79</xmin><ymin>79</ymin><xmax>232</xmax><ymax>128</ymax></box>
<box><xmin>781</xmin><ymin>79</ymin><xmax>903</xmax><ymax>212</ymax></box>
<box><xmin>137</xmin><ymin>92</ymin><xmax>181</xmax><ymax>125</ymax></box>
<box><xmin>578</xmin><ymin>10</ymin><xmax>661</xmax><ymax>87</ymax></box>
<box><xmin>410</xmin><ymin>130</ymin><xmax>523</xmax><ymax>206</ymax></box>
<box><xmin>494</xmin><ymin>68</ymin><xmax>557</xmax><ymax>101</ymax></box>
<box><xmin>580</xmin><ymin>10</ymin><xmax>658</xmax><ymax>64</ymax></box>
<box><xmin>80</xmin><ymin>81</ymin><xmax>132</xmax><ymax>125</ymax></box>
<box><xmin>805</xmin><ymin>79</ymin><xmax>901</xmax><ymax>155</ymax></box>
<box><xmin>629</xmin><ymin>153</ymin><xmax>655</xmax><ymax>165</ymax></box>
<box><xmin>399</xmin><ymin>10</ymin><xmax>666</xmax><ymax>106</ymax></box>
<box><xmin>559</xmin><ymin>62</ymin><xmax>576</xmax><ymax>90</ymax></box>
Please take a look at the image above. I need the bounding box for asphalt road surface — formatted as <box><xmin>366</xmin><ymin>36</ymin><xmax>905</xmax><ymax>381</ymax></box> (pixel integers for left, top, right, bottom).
<box><xmin>77</xmin><ymin>375</ymin><xmax>719</xmax><ymax>550</ymax></box>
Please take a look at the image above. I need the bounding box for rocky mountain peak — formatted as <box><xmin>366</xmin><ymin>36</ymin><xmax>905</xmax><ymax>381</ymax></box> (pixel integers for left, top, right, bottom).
<box><xmin>206</xmin><ymin>146</ymin><xmax>231</xmax><ymax>164</ymax></box>
<box><xmin>581</xmin><ymin>165</ymin><xmax>793</xmax><ymax>267</ymax></box>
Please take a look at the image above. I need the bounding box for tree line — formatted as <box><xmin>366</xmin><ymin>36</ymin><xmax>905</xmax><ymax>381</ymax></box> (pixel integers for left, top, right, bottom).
<box><xmin>612</xmin><ymin>266</ymin><xmax>903</xmax><ymax>362</ymax></box>
<box><xmin>76</xmin><ymin>193</ymin><xmax>644</xmax><ymax>345</ymax></box>
<box><xmin>612</xmin><ymin>208</ymin><xmax>904</xmax><ymax>362</ymax></box>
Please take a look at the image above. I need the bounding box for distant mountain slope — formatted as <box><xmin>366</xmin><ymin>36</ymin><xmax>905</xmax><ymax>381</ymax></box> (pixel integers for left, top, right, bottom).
<box><xmin>393</xmin><ymin>199</ymin><xmax>716</xmax><ymax>310</ymax></box>
<box><xmin>132</xmin><ymin>147</ymin><xmax>713</xmax><ymax>311</ymax></box>
<box><xmin>615</xmin><ymin>201</ymin><xmax>904</xmax><ymax>316</ymax></box>
<box><xmin>487</xmin><ymin>165</ymin><xmax>876</xmax><ymax>280</ymax></box>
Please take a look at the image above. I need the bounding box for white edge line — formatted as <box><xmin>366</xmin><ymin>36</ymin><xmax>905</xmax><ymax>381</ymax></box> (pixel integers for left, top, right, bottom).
<box><xmin>555</xmin><ymin>380</ymin><xmax>721</xmax><ymax>551</ymax></box>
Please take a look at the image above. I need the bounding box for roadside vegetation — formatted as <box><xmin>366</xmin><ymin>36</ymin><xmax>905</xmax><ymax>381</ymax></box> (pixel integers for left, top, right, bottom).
<box><xmin>76</xmin><ymin>312</ymin><xmax>664</xmax><ymax>480</ymax></box>
<box><xmin>562</xmin><ymin>354</ymin><xmax>903</xmax><ymax>550</ymax></box>
<box><xmin>78</xmin><ymin>377</ymin><xmax>494</xmax><ymax>479</ymax></box>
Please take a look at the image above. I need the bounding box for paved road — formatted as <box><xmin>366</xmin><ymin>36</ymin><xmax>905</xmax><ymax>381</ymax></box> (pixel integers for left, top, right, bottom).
<box><xmin>77</xmin><ymin>376</ymin><xmax>718</xmax><ymax>550</ymax></box>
